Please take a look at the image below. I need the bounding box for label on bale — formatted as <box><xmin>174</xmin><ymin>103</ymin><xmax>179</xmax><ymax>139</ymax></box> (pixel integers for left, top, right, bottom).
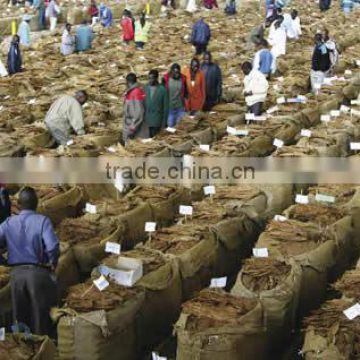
<box><xmin>301</xmin><ymin>129</ymin><xmax>312</xmax><ymax>138</ymax></box>
<box><xmin>199</xmin><ymin>144</ymin><xmax>210</xmax><ymax>151</ymax></box>
<box><xmin>356</xmin><ymin>60</ymin><xmax>360</xmax><ymax>67</ymax></box>
<box><xmin>277</xmin><ymin>77</ymin><xmax>284</xmax><ymax>82</ymax></box>
<box><xmin>315</xmin><ymin>193</ymin><xmax>336</xmax><ymax>203</ymax></box>
<box><xmin>274</xmin><ymin>215</ymin><xmax>287</xmax><ymax>222</ymax></box>
<box><xmin>343</xmin><ymin>303</ymin><xmax>360</xmax><ymax>320</ymax></box>
<box><xmin>245</xmin><ymin>113</ymin><xmax>255</xmax><ymax>121</ymax></box>
<box><xmin>273</xmin><ymin>138</ymin><xmax>284</xmax><ymax>148</ymax></box>
<box><xmin>145</xmin><ymin>222</ymin><xmax>156</xmax><ymax>232</ymax></box>
<box><xmin>210</xmin><ymin>277</ymin><xmax>227</xmax><ymax>288</ymax></box>
<box><xmin>287</xmin><ymin>98</ymin><xmax>298</xmax><ymax>103</ymax></box>
<box><xmin>203</xmin><ymin>185</ymin><xmax>216</xmax><ymax>196</ymax></box>
<box><xmin>351</xmin><ymin>100</ymin><xmax>360</xmax><ymax>105</ymax></box>
<box><xmin>340</xmin><ymin>105</ymin><xmax>350</xmax><ymax>113</ymax></box>
<box><xmin>235</xmin><ymin>129</ymin><xmax>249</xmax><ymax>136</ymax></box>
<box><xmin>267</xmin><ymin>105</ymin><xmax>279</xmax><ymax>114</ymax></box>
<box><xmin>297</xmin><ymin>95</ymin><xmax>307</xmax><ymax>103</ymax></box>
<box><xmin>66</xmin><ymin>139</ymin><xmax>74</xmax><ymax>146</ymax></box>
<box><xmin>93</xmin><ymin>275</ymin><xmax>109</xmax><ymax>291</ymax></box>
<box><xmin>227</xmin><ymin>126</ymin><xmax>237</xmax><ymax>135</ymax></box>
<box><xmin>105</xmin><ymin>242</ymin><xmax>121</xmax><ymax>255</ymax></box>
<box><xmin>165</xmin><ymin>127</ymin><xmax>176</xmax><ymax>133</ymax></box>
<box><xmin>320</xmin><ymin>114</ymin><xmax>331</xmax><ymax>122</ymax></box>
<box><xmin>152</xmin><ymin>352</ymin><xmax>167</xmax><ymax>360</ymax></box>
<box><xmin>295</xmin><ymin>194</ymin><xmax>309</xmax><ymax>204</ymax></box>
<box><xmin>276</xmin><ymin>97</ymin><xmax>286</xmax><ymax>104</ymax></box>
<box><xmin>179</xmin><ymin>205</ymin><xmax>193</xmax><ymax>216</ymax></box>
<box><xmin>345</xmin><ymin>69</ymin><xmax>353</xmax><ymax>75</ymax></box>
<box><xmin>85</xmin><ymin>203</ymin><xmax>97</xmax><ymax>214</ymax></box>
<box><xmin>330</xmin><ymin>110</ymin><xmax>340</xmax><ymax>117</ymax></box>
<box><xmin>253</xmin><ymin>115</ymin><xmax>267</xmax><ymax>121</ymax></box>
<box><xmin>350</xmin><ymin>142</ymin><xmax>360</xmax><ymax>150</ymax></box>
<box><xmin>0</xmin><ymin>328</ymin><xmax>4</xmax><ymax>341</ymax></box>
<box><xmin>141</xmin><ymin>138</ymin><xmax>152</xmax><ymax>143</ymax></box>
<box><xmin>253</xmin><ymin>248</ymin><xmax>269</xmax><ymax>257</ymax></box>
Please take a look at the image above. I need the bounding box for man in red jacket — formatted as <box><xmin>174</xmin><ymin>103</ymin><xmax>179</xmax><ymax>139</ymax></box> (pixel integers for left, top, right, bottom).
<box><xmin>203</xmin><ymin>0</ymin><xmax>218</xmax><ymax>9</ymax></box>
<box><xmin>123</xmin><ymin>73</ymin><xmax>148</xmax><ymax>144</ymax></box>
<box><xmin>121</xmin><ymin>10</ymin><xmax>134</xmax><ymax>45</ymax></box>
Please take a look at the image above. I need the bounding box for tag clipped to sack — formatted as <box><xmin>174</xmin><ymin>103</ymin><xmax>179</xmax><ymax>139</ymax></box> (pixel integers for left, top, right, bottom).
<box><xmin>345</xmin><ymin>69</ymin><xmax>353</xmax><ymax>76</ymax></box>
<box><xmin>199</xmin><ymin>144</ymin><xmax>210</xmax><ymax>152</ymax></box>
<box><xmin>300</xmin><ymin>129</ymin><xmax>311</xmax><ymax>138</ymax></box>
<box><xmin>274</xmin><ymin>215</ymin><xmax>287</xmax><ymax>222</ymax></box>
<box><xmin>350</xmin><ymin>142</ymin><xmax>360</xmax><ymax>150</ymax></box>
<box><xmin>145</xmin><ymin>222</ymin><xmax>156</xmax><ymax>232</ymax></box>
<box><xmin>320</xmin><ymin>114</ymin><xmax>331</xmax><ymax>122</ymax></box>
<box><xmin>209</xmin><ymin>277</ymin><xmax>227</xmax><ymax>288</ymax></box>
<box><xmin>343</xmin><ymin>303</ymin><xmax>360</xmax><ymax>320</ymax></box>
<box><xmin>253</xmin><ymin>248</ymin><xmax>269</xmax><ymax>258</ymax></box>
<box><xmin>273</xmin><ymin>138</ymin><xmax>284</xmax><ymax>148</ymax></box>
<box><xmin>105</xmin><ymin>241</ymin><xmax>121</xmax><ymax>255</ymax></box>
<box><xmin>66</xmin><ymin>139</ymin><xmax>74</xmax><ymax>146</ymax></box>
<box><xmin>165</xmin><ymin>127</ymin><xmax>176</xmax><ymax>133</ymax></box>
<box><xmin>276</xmin><ymin>97</ymin><xmax>286</xmax><ymax>104</ymax></box>
<box><xmin>152</xmin><ymin>352</ymin><xmax>167</xmax><ymax>360</ymax></box>
<box><xmin>0</xmin><ymin>328</ymin><xmax>5</xmax><ymax>341</ymax></box>
<box><xmin>267</xmin><ymin>105</ymin><xmax>279</xmax><ymax>114</ymax></box>
<box><xmin>93</xmin><ymin>275</ymin><xmax>109</xmax><ymax>292</ymax></box>
<box><xmin>179</xmin><ymin>205</ymin><xmax>193</xmax><ymax>216</ymax></box>
<box><xmin>295</xmin><ymin>194</ymin><xmax>309</xmax><ymax>204</ymax></box>
<box><xmin>330</xmin><ymin>110</ymin><xmax>340</xmax><ymax>117</ymax></box>
<box><xmin>203</xmin><ymin>185</ymin><xmax>216</xmax><ymax>196</ymax></box>
<box><xmin>85</xmin><ymin>203</ymin><xmax>97</xmax><ymax>214</ymax></box>
<box><xmin>340</xmin><ymin>105</ymin><xmax>350</xmax><ymax>113</ymax></box>
<box><xmin>315</xmin><ymin>193</ymin><xmax>336</xmax><ymax>204</ymax></box>
<box><xmin>245</xmin><ymin>113</ymin><xmax>255</xmax><ymax>121</ymax></box>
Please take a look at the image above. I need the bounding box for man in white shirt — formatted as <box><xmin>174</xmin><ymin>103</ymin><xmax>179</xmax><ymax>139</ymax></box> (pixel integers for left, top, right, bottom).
<box><xmin>283</xmin><ymin>10</ymin><xmax>301</xmax><ymax>40</ymax></box>
<box><xmin>268</xmin><ymin>17</ymin><xmax>287</xmax><ymax>73</ymax></box>
<box><xmin>242</xmin><ymin>61</ymin><xmax>269</xmax><ymax>116</ymax></box>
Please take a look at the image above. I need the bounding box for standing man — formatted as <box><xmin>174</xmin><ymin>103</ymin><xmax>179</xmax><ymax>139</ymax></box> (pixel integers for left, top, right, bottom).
<box><xmin>123</xmin><ymin>73</ymin><xmax>147</xmax><ymax>144</ymax></box>
<box><xmin>76</xmin><ymin>20</ymin><xmax>94</xmax><ymax>52</ymax></box>
<box><xmin>134</xmin><ymin>13</ymin><xmax>151</xmax><ymax>50</ymax></box>
<box><xmin>323</xmin><ymin>29</ymin><xmax>338</xmax><ymax>75</ymax></box>
<box><xmin>45</xmin><ymin>91</ymin><xmax>88</xmax><ymax>145</ymax></box>
<box><xmin>99</xmin><ymin>3</ymin><xmax>113</xmax><ymax>28</ymax></box>
<box><xmin>283</xmin><ymin>10</ymin><xmax>301</xmax><ymax>40</ymax></box>
<box><xmin>0</xmin><ymin>184</ymin><xmax>11</xmax><ymax>225</ymax></box>
<box><xmin>191</xmin><ymin>16</ymin><xmax>211</xmax><ymax>55</ymax></box>
<box><xmin>201</xmin><ymin>52</ymin><xmax>222</xmax><ymax>111</ymax></box>
<box><xmin>310</xmin><ymin>33</ymin><xmax>330</xmax><ymax>93</ymax></box>
<box><xmin>341</xmin><ymin>0</ymin><xmax>354</xmax><ymax>15</ymax></box>
<box><xmin>61</xmin><ymin>23</ymin><xmax>75</xmax><ymax>56</ymax></box>
<box><xmin>47</xmin><ymin>0</ymin><xmax>60</xmax><ymax>31</ymax></box>
<box><xmin>17</xmin><ymin>14</ymin><xmax>32</xmax><ymax>47</ymax></box>
<box><xmin>7</xmin><ymin>35</ymin><xmax>22</xmax><ymax>76</ymax></box>
<box><xmin>203</xmin><ymin>0</ymin><xmax>218</xmax><ymax>9</ymax></box>
<box><xmin>253</xmin><ymin>40</ymin><xmax>274</xmax><ymax>79</ymax></box>
<box><xmin>88</xmin><ymin>0</ymin><xmax>99</xmax><ymax>25</ymax></box>
<box><xmin>242</xmin><ymin>61</ymin><xmax>269</xmax><ymax>116</ymax></box>
<box><xmin>33</xmin><ymin>0</ymin><xmax>46</xmax><ymax>30</ymax></box>
<box><xmin>0</xmin><ymin>187</ymin><xmax>59</xmax><ymax>336</ymax></box>
<box><xmin>121</xmin><ymin>9</ymin><xmax>135</xmax><ymax>45</ymax></box>
<box><xmin>268</xmin><ymin>17</ymin><xmax>287</xmax><ymax>72</ymax></box>
<box><xmin>224</xmin><ymin>0</ymin><xmax>236</xmax><ymax>15</ymax></box>
<box><xmin>164</xmin><ymin>63</ymin><xmax>188</xmax><ymax>127</ymax></box>
<box><xmin>144</xmin><ymin>70</ymin><xmax>168</xmax><ymax>138</ymax></box>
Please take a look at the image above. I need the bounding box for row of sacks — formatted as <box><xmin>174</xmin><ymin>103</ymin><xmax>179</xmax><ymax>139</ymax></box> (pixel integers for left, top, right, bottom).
<box><xmin>174</xmin><ymin>184</ymin><xmax>360</xmax><ymax>359</ymax></box>
<box><xmin>302</xmin><ymin>258</ymin><xmax>360</xmax><ymax>359</ymax></box>
<box><xmin>52</xmin><ymin>184</ymin><xmax>296</xmax><ymax>360</ymax></box>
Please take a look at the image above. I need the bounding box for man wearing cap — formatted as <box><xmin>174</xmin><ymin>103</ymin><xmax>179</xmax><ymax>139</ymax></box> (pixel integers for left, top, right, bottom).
<box><xmin>0</xmin><ymin>187</ymin><xmax>59</xmax><ymax>336</ymax></box>
<box><xmin>18</xmin><ymin>14</ymin><xmax>32</xmax><ymax>47</ymax></box>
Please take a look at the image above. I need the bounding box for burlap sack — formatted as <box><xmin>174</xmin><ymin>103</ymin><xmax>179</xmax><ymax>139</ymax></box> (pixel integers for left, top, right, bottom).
<box><xmin>22</xmin><ymin>130</ymin><xmax>55</xmax><ymax>151</ymax></box>
<box><xmin>175</xmin><ymin>296</ymin><xmax>267</xmax><ymax>360</ymax></box>
<box><xmin>38</xmin><ymin>186</ymin><xmax>84</xmax><ymax>226</ymax></box>
<box><xmin>81</xmin><ymin>184</ymin><xmax>120</xmax><ymax>201</ymax></box>
<box><xmin>231</xmin><ymin>259</ymin><xmax>302</xmax><ymax>351</ymax></box>
<box><xmin>190</xmin><ymin>127</ymin><xmax>214</xmax><ymax>145</ymax></box>
<box><xmin>56</xmin><ymin>291</ymin><xmax>145</xmax><ymax>360</ymax></box>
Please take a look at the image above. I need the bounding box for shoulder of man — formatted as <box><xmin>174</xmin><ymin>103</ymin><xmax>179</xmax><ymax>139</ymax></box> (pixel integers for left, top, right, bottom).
<box><xmin>127</xmin><ymin>87</ymin><xmax>146</xmax><ymax>101</ymax></box>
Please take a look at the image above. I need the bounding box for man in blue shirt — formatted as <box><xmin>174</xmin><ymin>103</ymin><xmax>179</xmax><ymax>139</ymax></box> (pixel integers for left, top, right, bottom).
<box><xmin>191</xmin><ymin>16</ymin><xmax>211</xmax><ymax>55</ymax></box>
<box><xmin>253</xmin><ymin>40</ymin><xmax>274</xmax><ymax>79</ymax></box>
<box><xmin>0</xmin><ymin>187</ymin><xmax>59</xmax><ymax>336</ymax></box>
<box><xmin>76</xmin><ymin>20</ymin><xmax>94</xmax><ymax>52</ymax></box>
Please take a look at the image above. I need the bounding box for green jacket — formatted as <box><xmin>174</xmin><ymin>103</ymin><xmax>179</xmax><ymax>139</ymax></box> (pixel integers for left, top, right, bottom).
<box><xmin>144</xmin><ymin>84</ymin><xmax>169</xmax><ymax>128</ymax></box>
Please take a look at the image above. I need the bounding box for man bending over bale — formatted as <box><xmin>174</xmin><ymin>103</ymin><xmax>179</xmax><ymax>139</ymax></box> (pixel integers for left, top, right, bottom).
<box><xmin>45</xmin><ymin>90</ymin><xmax>88</xmax><ymax>145</ymax></box>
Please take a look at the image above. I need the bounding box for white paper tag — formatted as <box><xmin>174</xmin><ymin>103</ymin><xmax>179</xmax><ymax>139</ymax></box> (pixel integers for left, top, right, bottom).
<box><xmin>320</xmin><ymin>114</ymin><xmax>331</xmax><ymax>122</ymax></box>
<box><xmin>356</xmin><ymin>60</ymin><xmax>360</xmax><ymax>67</ymax></box>
<box><xmin>152</xmin><ymin>353</ymin><xmax>167</xmax><ymax>360</ymax></box>
<box><xmin>273</xmin><ymin>84</ymin><xmax>280</xmax><ymax>91</ymax></box>
<box><xmin>105</xmin><ymin>241</ymin><xmax>121</xmax><ymax>255</ymax></box>
<box><xmin>296</xmin><ymin>95</ymin><xmax>307</xmax><ymax>103</ymax></box>
<box><xmin>141</xmin><ymin>138</ymin><xmax>152</xmax><ymax>143</ymax></box>
<box><xmin>145</xmin><ymin>222</ymin><xmax>156</xmax><ymax>232</ymax></box>
<box><xmin>277</xmin><ymin>97</ymin><xmax>286</xmax><ymax>104</ymax></box>
<box><xmin>340</xmin><ymin>105</ymin><xmax>350</xmax><ymax>113</ymax></box>
<box><xmin>179</xmin><ymin>205</ymin><xmax>193</xmax><ymax>216</ymax></box>
<box><xmin>351</xmin><ymin>100</ymin><xmax>360</xmax><ymax>105</ymax></box>
<box><xmin>267</xmin><ymin>105</ymin><xmax>279</xmax><ymax>114</ymax></box>
<box><xmin>226</xmin><ymin>126</ymin><xmax>236</xmax><ymax>135</ymax></box>
<box><xmin>199</xmin><ymin>144</ymin><xmax>210</xmax><ymax>151</ymax></box>
<box><xmin>301</xmin><ymin>129</ymin><xmax>312</xmax><ymax>138</ymax></box>
<box><xmin>0</xmin><ymin>328</ymin><xmax>4</xmax><ymax>341</ymax></box>
<box><xmin>107</xmin><ymin>146</ymin><xmax>116</xmax><ymax>153</ymax></box>
<box><xmin>274</xmin><ymin>215</ymin><xmax>287</xmax><ymax>222</ymax></box>
<box><xmin>85</xmin><ymin>203</ymin><xmax>97</xmax><ymax>214</ymax></box>
<box><xmin>203</xmin><ymin>185</ymin><xmax>216</xmax><ymax>195</ymax></box>
<box><xmin>66</xmin><ymin>139</ymin><xmax>74</xmax><ymax>146</ymax></box>
<box><xmin>166</xmin><ymin>127</ymin><xmax>176</xmax><ymax>133</ymax></box>
<box><xmin>253</xmin><ymin>115</ymin><xmax>267</xmax><ymax>121</ymax></box>
<box><xmin>209</xmin><ymin>277</ymin><xmax>227</xmax><ymax>288</ymax></box>
<box><xmin>330</xmin><ymin>110</ymin><xmax>340</xmax><ymax>117</ymax></box>
<box><xmin>350</xmin><ymin>142</ymin><xmax>360</xmax><ymax>150</ymax></box>
<box><xmin>277</xmin><ymin>77</ymin><xmax>284</xmax><ymax>82</ymax></box>
<box><xmin>345</xmin><ymin>69</ymin><xmax>353</xmax><ymax>76</ymax></box>
<box><xmin>245</xmin><ymin>113</ymin><xmax>255</xmax><ymax>121</ymax></box>
<box><xmin>93</xmin><ymin>275</ymin><xmax>109</xmax><ymax>291</ymax></box>
<box><xmin>287</xmin><ymin>98</ymin><xmax>298</xmax><ymax>103</ymax></box>
<box><xmin>236</xmin><ymin>129</ymin><xmax>249</xmax><ymax>136</ymax></box>
<box><xmin>295</xmin><ymin>194</ymin><xmax>309</xmax><ymax>204</ymax></box>
<box><xmin>343</xmin><ymin>303</ymin><xmax>360</xmax><ymax>320</ymax></box>
<box><xmin>315</xmin><ymin>193</ymin><xmax>336</xmax><ymax>203</ymax></box>
<box><xmin>253</xmin><ymin>248</ymin><xmax>269</xmax><ymax>257</ymax></box>
<box><xmin>273</xmin><ymin>138</ymin><xmax>284</xmax><ymax>148</ymax></box>
<box><xmin>28</xmin><ymin>98</ymin><xmax>36</xmax><ymax>105</ymax></box>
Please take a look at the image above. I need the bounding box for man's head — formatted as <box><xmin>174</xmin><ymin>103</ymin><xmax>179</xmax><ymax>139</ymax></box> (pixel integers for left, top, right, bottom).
<box><xmin>126</xmin><ymin>73</ymin><xmax>137</xmax><ymax>88</ymax></box>
<box><xmin>291</xmin><ymin>9</ymin><xmax>298</xmax><ymax>20</ymax></box>
<box><xmin>65</xmin><ymin>23</ymin><xmax>71</xmax><ymax>32</ymax></box>
<box><xmin>241</xmin><ymin>61</ymin><xmax>252</xmax><ymax>76</ymax></box>
<box><xmin>18</xmin><ymin>187</ymin><xmax>38</xmax><ymax>211</ymax></box>
<box><xmin>148</xmin><ymin>69</ymin><xmax>159</xmax><ymax>86</ymax></box>
<box><xmin>12</xmin><ymin>35</ymin><xmax>20</xmax><ymax>45</ymax></box>
<box><xmin>23</xmin><ymin>14</ymin><xmax>32</xmax><ymax>23</ymax></box>
<box><xmin>277</xmin><ymin>7</ymin><xmax>283</xmax><ymax>15</ymax></box>
<box><xmin>314</xmin><ymin>33</ymin><xmax>323</xmax><ymax>45</ymax></box>
<box><xmin>170</xmin><ymin>63</ymin><xmax>181</xmax><ymax>80</ymax></box>
<box><xmin>75</xmin><ymin>90</ymin><xmax>88</xmax><ymax>105</ymax></box>
<box><xmin>203</xmin><ymin>51</ymin><xmax>212</xmax><ymax>65</ymax></box>
<box><xmin>190</xmin><ymin>58</ymin><xmax>200</xmax><ymax>73</ymax></box>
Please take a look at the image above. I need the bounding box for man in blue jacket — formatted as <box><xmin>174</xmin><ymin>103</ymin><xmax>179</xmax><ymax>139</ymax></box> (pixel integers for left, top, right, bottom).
<box><xmin>0</xmin><ymin>187</ymin><xmax>59</xmax><ymax>336</ymax></box>
<box><xmin>99</xmin><ymin>3</ymin><xmax>113</xmax><ymax>27</ymax></box>
<box><xmin>7</xmin><ymin>35</ymin><xmax>22</xmax><ymax>75</ymax></box>
<box><xmin>191</xmin><ymin>16</ymin><xmax>211</xmax><ymax>55</ymax></box>
<box><xmin>76</xmin><ymin>20</ymin><xmax>94</xmax><ymax>52</ymax></box>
